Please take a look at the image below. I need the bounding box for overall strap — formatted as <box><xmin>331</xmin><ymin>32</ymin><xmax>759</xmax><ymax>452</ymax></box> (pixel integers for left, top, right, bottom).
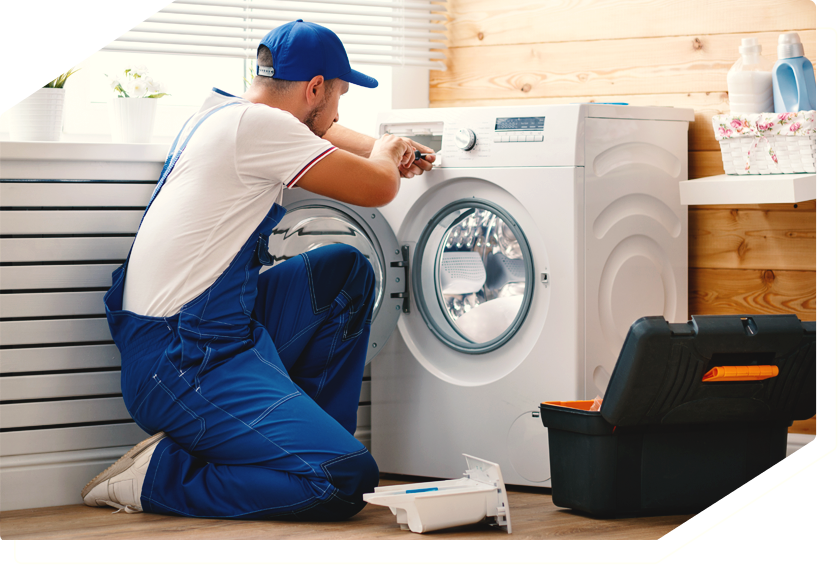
<box><xmin>145</xmin><ymin>100</ymin><xmax>244</xmax><ymax>213</ymax></box>
<box><xmin>122</xmin><ymin>100</ymin><xmax>245</xmax><ymax>264</ymax></box>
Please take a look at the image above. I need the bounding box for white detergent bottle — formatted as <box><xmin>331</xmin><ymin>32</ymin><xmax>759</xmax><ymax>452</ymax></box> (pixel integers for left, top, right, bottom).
<box><xmin>727</xmin><ymin>38</ymin><xmax>775</xmax><ymax>114</ymax></box>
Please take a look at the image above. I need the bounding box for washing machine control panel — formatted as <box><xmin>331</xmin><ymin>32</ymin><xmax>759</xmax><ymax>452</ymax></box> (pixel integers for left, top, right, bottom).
<box><xmin>380</xmin><ymin>105</ymin><xmax>587</xmax><ymax>167</ymax></box>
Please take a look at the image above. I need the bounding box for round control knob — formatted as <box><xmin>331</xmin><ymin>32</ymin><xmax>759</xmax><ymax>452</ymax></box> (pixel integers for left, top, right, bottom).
<box><xmin>455</xmin><ymin>128</ymin><xmax>477</xmax><ymax>151</ymax></box>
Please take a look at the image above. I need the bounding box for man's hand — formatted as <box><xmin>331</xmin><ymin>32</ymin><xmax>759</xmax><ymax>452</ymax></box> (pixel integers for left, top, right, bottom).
<box><xmin>397</xmin><ymin>138</ymin><xmax>436</xmax><ymax>179</ymax></box>
<box><xmin>298</xmin><ymin>130</ymin><xmax>437</xmax><ymax>209</ymax></box>
<box><xmin>370</xmin><ymin>133</ymin><xmax>412</xmax><ymax>167</ymax></box>
<box><xmin>323</xmin><ymin>125</ymin><xmax>436</xmax><ymax>179</ymax></box>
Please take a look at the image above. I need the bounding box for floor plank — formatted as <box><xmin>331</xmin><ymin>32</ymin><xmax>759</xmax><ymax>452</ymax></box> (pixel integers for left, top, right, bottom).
<box><xmin>0</xmin><ymin>477</ymin><xmax>690</xmax><ymax>540</ymax></box>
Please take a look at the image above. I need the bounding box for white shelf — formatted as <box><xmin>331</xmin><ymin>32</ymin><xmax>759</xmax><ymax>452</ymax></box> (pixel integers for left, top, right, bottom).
<box><xmin>679</xmin><ymin>173</ymin><xmax>816</xmax><ymax>205</ymax></box>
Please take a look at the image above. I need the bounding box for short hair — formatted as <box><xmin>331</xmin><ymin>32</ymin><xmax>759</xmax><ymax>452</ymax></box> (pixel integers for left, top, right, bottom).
<box><xmin>254</xmin><ymin>45</ymin><xmax>335</xmax><ymax>96</ymax></box>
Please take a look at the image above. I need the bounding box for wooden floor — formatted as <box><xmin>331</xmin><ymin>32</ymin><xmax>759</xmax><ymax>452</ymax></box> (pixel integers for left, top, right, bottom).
<box><xmin>0</xmin><ymin>476</ymin><xmax>690</xmax><ymax>540</ymax></box>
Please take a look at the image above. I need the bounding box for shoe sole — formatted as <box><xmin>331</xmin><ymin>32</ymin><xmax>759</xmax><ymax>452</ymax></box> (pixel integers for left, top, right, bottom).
<box><xmin>80</xmin><ymin>431</ymin><xmax>167</xmax><ymax>501</ymax></box>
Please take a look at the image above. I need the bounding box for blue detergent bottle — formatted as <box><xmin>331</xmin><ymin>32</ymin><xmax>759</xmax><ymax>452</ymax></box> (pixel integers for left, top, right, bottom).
<box><xmin>772</xmin><ymin>32</ymin><xmax>816</xmax><ymax>112</ymax></box>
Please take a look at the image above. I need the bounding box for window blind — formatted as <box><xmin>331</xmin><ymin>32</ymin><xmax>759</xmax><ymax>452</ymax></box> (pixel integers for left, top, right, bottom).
<box><xmin>103</xmin><ymin>0</ymin><xmax>447</xmax><ymax>70</ymax></box>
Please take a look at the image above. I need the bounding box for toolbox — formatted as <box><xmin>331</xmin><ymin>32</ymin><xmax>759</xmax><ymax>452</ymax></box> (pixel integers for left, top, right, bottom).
<box><xmin>541</xmin><ymin>315</ymin><xmax>816</xmax><ymax>518</ymax></box>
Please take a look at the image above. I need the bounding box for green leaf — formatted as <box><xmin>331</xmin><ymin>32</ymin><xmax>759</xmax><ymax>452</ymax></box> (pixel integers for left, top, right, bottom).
<box><xmin>44</xmin><ymin>67</ymin><xmax>79</xmax><ymax>89</ymax></box>
<box><xmin>146</xmin><ymin>93</ymin><xmax>170</xmax><ymax>99</ymax></box>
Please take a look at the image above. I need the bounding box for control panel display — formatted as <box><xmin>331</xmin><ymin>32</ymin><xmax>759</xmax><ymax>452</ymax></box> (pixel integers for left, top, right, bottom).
<box><xmin>495</xmin><ymin>116</ymin><xmax>545</xmax><ymax>131</ymax></box>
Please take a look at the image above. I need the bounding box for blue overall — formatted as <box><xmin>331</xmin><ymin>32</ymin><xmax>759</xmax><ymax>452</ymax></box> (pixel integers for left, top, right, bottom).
<box><xmin>104</xmin><ymin>100</ymin><xmax>379</xmax><ymax>520</ymax></box>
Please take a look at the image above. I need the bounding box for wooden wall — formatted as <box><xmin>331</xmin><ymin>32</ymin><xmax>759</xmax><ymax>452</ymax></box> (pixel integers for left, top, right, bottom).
<box><xmin>430</xmin><ymin>0</ymin><xmax>817</xmax><ymax>430</ymax></box>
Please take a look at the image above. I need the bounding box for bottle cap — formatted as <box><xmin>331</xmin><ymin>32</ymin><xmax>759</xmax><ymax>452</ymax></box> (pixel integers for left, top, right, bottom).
<box><xmin>778</xmin><ymin>32</ymin><xmax>805</xmax><ymax>59</ymax></box>
<box><xmin>739</xmin><ymin>37</ymin><xmax>762</xmax><ymax>56</ymax></box>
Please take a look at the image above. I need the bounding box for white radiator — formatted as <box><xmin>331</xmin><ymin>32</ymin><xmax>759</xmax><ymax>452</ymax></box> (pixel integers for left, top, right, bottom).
<box><xmin>0</xmin><ymin>142</ymin><xmax>370</xmax><ymax>511</ymax></box>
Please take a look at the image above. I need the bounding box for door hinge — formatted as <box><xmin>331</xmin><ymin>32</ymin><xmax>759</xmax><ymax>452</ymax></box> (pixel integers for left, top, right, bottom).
<box><xmin>390</xmin><ymin>245</ymin><xmax>410</xmax><ymax>314</ymax></box>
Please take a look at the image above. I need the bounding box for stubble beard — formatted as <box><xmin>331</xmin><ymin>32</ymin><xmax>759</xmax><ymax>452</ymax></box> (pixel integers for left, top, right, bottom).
<box><xmin>304</xmin><ymin>100</ymin><xmax>329</xmax><ymax>138</ymax></box>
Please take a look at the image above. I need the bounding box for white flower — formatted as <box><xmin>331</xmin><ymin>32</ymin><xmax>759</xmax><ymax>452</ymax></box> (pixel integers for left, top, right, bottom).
<box><xmin>126</xmin><ymin>78</ymin><xmax>149</xmax><ymax>98</ymax></box>
<box><xmin>107</xmin><ymin>66</ymin><xmax>167</xmax><ymax>98</ymax></box>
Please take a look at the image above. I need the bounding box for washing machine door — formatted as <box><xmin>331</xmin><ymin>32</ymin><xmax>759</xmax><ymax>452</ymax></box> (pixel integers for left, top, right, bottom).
<box><xmin>411</xmin><ymin>198</ymin><xmax>535</xmax><ymax>355</ymax></box>
<box><xmin>262</xmin><ymin>190</ymin><xmax>403</xmax><ymax>364</ymax></box>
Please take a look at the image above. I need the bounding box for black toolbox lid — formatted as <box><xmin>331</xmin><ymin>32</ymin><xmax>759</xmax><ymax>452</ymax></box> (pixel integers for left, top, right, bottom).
<box><xmin>600</xmin><ymin>315</ymin><xmax>816</xmax><ymax>427</ymax></box>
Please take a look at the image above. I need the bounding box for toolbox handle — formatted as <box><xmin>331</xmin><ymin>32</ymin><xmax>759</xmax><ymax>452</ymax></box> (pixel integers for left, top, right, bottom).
<box><xmin>702</xmin><ymin>365</ymin><xmax>779</xmax><ymax>382</ymax></box>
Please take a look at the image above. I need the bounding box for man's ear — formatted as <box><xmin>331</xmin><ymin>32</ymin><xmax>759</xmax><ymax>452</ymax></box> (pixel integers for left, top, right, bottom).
<box><xmin>305</xmin><ymin>75</ymin><xmax>326</xmax><ymax>106</ymax></box>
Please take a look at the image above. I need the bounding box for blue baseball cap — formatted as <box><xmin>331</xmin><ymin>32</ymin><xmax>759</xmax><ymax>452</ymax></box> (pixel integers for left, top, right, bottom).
<box><xmin>257</xmin><ymin>20</ymin><xmax>378</xmax><ymax>88</ymax></box>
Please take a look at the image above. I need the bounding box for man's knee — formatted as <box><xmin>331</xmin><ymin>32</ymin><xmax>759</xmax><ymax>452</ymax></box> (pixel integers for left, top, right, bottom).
<box><xmin>304</xmin><ymin>448</ymin><xmax>378</xmax><ymax>521</ymax></box>
<box><xmin>307</xmin><ymin>244</ymin><xmax>375</xmax><ymax>313</ymax></box>
<box><xmin>328</xmin><ymin>447</ymin><xmax>379</xmax><ymax>498</ymax></box>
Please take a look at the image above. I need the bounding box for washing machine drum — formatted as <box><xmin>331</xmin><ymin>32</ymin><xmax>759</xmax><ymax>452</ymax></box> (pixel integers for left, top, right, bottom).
<box><xmin>413</xmin><ymin>200</ymin><xmax>535</xmax><ymax>354</ymax></box>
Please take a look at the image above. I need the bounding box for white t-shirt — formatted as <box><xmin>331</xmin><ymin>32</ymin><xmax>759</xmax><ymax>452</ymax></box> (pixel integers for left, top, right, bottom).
<box><xmin>123</xmin><ymin>88</ymin><xmax>336</xmax><ymax>317</ymax></box>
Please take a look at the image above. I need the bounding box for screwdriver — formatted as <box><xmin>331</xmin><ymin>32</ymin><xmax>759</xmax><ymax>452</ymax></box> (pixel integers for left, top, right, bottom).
<box><xmin>413</xmin><ymin>149</ymin><xmax>435</xmax><ymax>162</ymax></box>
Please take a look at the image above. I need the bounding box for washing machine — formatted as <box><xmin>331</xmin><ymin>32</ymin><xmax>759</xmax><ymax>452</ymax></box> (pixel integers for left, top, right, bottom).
<box><xmin>267</xmin><ymin>103</ymin><xmax>694</xmax><ymax>487</ymax></box>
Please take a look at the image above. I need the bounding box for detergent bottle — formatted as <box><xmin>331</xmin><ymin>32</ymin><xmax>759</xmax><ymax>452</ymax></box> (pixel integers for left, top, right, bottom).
<box><xmin>727</xmin><ymin>38</ymin><xmax>775</xmax><ymax>114</ymax></box>
<box><xmin>772</xmin><ymin>32</ymin><xmax>816</xmax><ymax>113</ymax></box>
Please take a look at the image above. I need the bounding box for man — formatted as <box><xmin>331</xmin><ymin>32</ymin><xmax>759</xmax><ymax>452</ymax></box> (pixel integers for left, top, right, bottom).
<box><xmin>80</xmin><ymin>20</ymin><xmax>434</xmax><ymax>520</ymax></box>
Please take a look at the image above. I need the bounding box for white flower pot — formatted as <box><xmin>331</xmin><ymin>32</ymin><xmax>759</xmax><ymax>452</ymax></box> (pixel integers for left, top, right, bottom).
<box><xmin>9</xmin><ymin>88</ymin><xmax>66</xmax><ymax>141</ymax></box>
<box><xmin>109</xmin><ymin>98</ymin><xmax>159</xmax><ymax>143</ymax></box>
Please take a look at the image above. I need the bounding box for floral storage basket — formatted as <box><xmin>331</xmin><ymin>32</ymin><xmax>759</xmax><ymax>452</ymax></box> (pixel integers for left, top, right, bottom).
<box><xmin>713</xmin><ymin>111</ymin><xmax>816</xmax><ymax>175</ymax></box>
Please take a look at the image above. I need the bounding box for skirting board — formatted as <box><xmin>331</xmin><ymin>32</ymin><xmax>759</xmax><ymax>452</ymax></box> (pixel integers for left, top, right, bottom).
<box><xmin>0</xmin><ymin>428</ymin><xmax>373</xmax><ymax>512</ymax></box>
<box><xmin>0</xmin><ymin>446</ymin><xmax>134</xmax><ymax>512</ymax></box>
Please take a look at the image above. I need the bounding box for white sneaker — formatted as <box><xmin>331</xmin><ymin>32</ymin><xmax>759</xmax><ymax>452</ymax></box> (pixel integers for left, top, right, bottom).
<box><xmin>81</xmin><ymin>432</ymin><xmax>166</xmax><ymax>514</ymax></box>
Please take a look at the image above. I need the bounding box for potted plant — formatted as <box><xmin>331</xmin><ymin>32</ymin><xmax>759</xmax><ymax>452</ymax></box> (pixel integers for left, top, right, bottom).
<box><xmin>9</xmin><ymin>68</ymin><xmax>78</xmax><ymax>141</ymax></box>
<box><xmin>106</xmin><ymin>66</ymin><xmax>169</xmax><ymax>143</ymax></box>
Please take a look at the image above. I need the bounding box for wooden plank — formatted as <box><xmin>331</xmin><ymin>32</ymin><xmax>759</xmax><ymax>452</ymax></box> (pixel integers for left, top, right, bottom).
<box><xmin>446</xmin><ymin>0</ymin><xmax>816</xmax><ymax>48</ymax></box>
<box><xmin>689</xmin><ymin>209</ymin><xmax>815</xmax><ymax>270</ymax></box>
<box><xmin>429</xmin><ymin>92</ymin><xmax>729</xmax><ymax>151</ymax></box>
<box><xmin>430</xmin><ymin>31</ymin><xmax>815</xmax><ymax>102</ymax></box>
<box><xmin>690</xmin><ymin>201</ymin><xmax>816</xmax><ymax>211</ymax></box>
<box><xmin>688</xmin><ymin>268</ymin><xmax>815</xmax><ymax>320</ymax></box>
<box><xmin>0</xmin><ymin>370</ymin><xmax>121</xmax><ymax>401</ymax></box>
<box><xmin>789</xmin><ymin>416</ymin><xmax>816</xmax><ymax>435</ymax></box>
<box><xmin>0</xmin><ymin>318</ymin><xmax>112</xmax><ymax>346</ymax></box>
<box><xmin>0</xmin><ymin>291</ymin><xmax>107</xmax><ymax>318</ymax></box>
<box><xmin>0</xmin><ymin>264</ymin><xmax>120</xmax><ymax>290</ymax></box>
<box><xmin>0</xmin><ymin>344</ymin><xmax>120</xmax><ymax>374</ymax></box>
<box><xmin>689</xmin><ymin>151</ymin><xmax>725</xmax><ymax>179</ymax></box>
<box><xmin>0</xmin><ymin>237</ymin><xmax>133</xmax><ymax>262</ymax></box>
<box><xmin>0</xmin><ymin>183</ymin><xmax>154</xmax><ymax>207</ymax></box>
<box><xmin>0</xmin><ymin>423</ymin><xmax>146</xmax><ymax>457</ymax></box>
<box><xmin>0</xmin><ymin>397</ymin><xmax>130</xmax><ymax>429</ymax></box>
<box><xmin>0</xmin><ymin>211</ymin><xmax>143</xmax><ymax>235</ymax></box>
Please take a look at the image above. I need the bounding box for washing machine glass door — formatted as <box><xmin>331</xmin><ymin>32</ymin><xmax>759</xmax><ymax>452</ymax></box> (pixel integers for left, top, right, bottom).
<box><xmin>262</xmin><ymin>198</ymin><xmax>402</xmax><ymax>364</ymax></box>
<box><xmin>413</xmin><ymin>199</ymin><xmax>535</xmax><ymax>354</ymax></box>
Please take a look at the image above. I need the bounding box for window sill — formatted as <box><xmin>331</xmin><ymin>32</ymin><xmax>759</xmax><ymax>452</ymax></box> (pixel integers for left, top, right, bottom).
<box><xmin>0</xmin><ymin>140</ymin><xmax>169</xmax><ymax>163</ymax></box>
